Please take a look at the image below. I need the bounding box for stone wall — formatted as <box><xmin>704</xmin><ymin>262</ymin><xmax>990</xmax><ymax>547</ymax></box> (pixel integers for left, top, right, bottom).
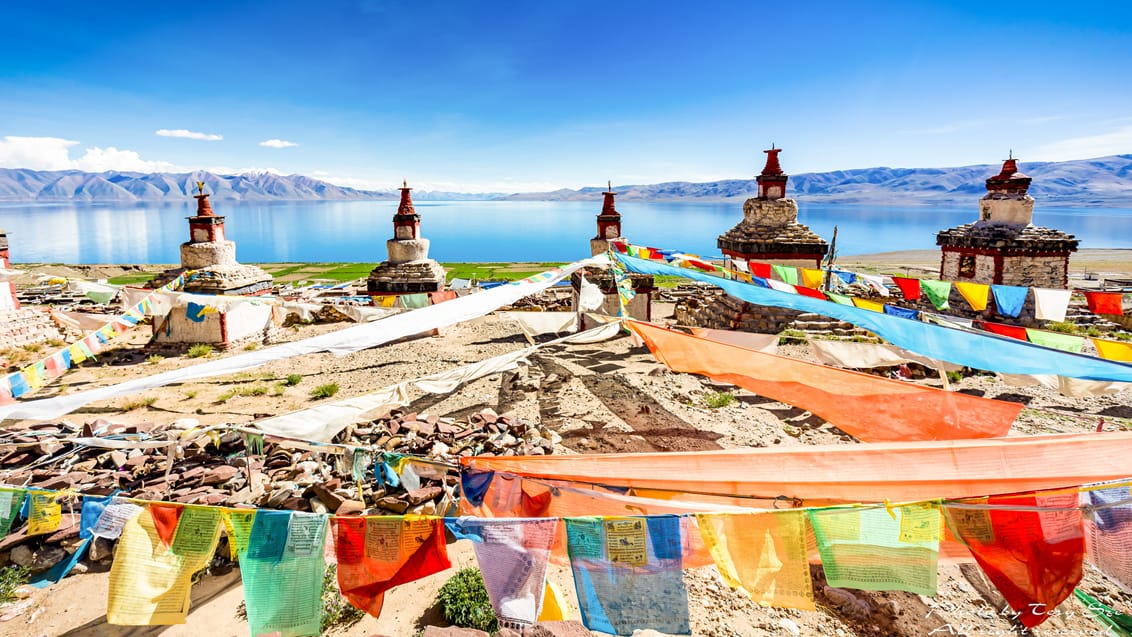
<box><xmin>180</xmin><ymin>240</ymin><xmax>237</xmax><ymax>269</ymax></box>
<box><xmin>742</xmin><ymin>198</ymin><xmax>799</xmax><ymax>226</ymax></box>
<box><xmin>0</xmin><ymin>308</ymin><xmax>65</xmax><ymax>351</ymax></box>
<box><xmin>152</xmin><ymin>303</ymin><xmax>279</xmax><ymax>349</ymax></box>
<box><xmin>674</xmin><ymin>290</ymin><xmax>803</xmax><ymax>334</ymax></box>
<box><xmin>1000</xmin><ymin>254</ymin><xmax>1069</xmax><ymax>288</ymax></box>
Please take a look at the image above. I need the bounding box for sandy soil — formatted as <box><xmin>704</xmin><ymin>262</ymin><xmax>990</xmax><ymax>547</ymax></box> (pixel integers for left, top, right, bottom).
<box><xmin>3</xmin><ymin>262</ymin><xmax>1132</xmax><ymax>636</ymax></box>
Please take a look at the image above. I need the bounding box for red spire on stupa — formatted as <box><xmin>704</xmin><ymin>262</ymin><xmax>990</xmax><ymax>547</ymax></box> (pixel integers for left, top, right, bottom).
<box><xmin>601</xmin><ymin>180</ymin><xmax>619</xmax><ymax>215</ymax></box>
<box><xmin>986</xmin><ymin>152</ymin><xmax>1032</xmax><ymax>195</ymax></box>
<box><xmin>193</xmin><ymin>181</ymin><xmax>215</xmax><ymax>217</ymax></box>
<box><xmin>397</xmin><ymin>179</ymin><xmax>416</xmax><ymax>215</ymax></box>
<box><xmin>761</xmin><ymin>143</ymin><xmax>784</xmax><ymax>176</ymax></box>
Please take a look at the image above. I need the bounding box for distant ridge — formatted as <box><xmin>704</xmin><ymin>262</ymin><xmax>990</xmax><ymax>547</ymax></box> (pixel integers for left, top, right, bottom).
<box><xmin>1</xmin><ymin>155</ymin><xmax>1130</xmax><ymax>205</ymax></box>
<box><xmin>504</xmin><ymin>154</ymin><xmax>1132</xmax><ymax>206</ymax></box>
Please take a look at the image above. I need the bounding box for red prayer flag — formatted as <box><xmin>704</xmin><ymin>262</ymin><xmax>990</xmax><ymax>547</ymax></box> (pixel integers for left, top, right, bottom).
<box><xmin>794</xmin><ymin>285</ymin><xmax>827</xmax><ymax>300</ymax></box>
<box><xmin>892</xmin><ymin>277</ymin><xmax>922</xmax><ymax>301</ymax></box>
<box><xmin>977</xmin><ymin>321</ymin><xmax>1029</xmax><ymax>341</ymax></box>
<box><xmin>748</xmin><ymin>262</ymin><xmax>772</xmax><ymax>279</ymax></box>
<box><xmin>333</xmin><ymin>517</ymin><xmax>451</xmax><ymax>618</ymax></box>
<box><xmin>149</xmin><ymin>502</ymin><xmax>184</xmax><ymax>548</ymax></box>
<box><xmin>945</xmin><ymin>492</ymin><xmax>1084</xmax><ymax>628</ymax></box>
<box><xmin>1083</xmin><ymin>291</ymin><xmax>1125</xmax><ymax>316</ymax></box>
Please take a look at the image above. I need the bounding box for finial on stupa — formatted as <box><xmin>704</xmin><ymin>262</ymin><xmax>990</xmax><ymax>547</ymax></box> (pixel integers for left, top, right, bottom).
<box><xmin>193</xmin><ymin>180</ymin><xmax>214</xmax><ymax>216</ymax></box>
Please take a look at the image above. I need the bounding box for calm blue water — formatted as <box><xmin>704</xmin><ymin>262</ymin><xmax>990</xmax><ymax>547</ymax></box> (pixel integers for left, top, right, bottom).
<box><xmin>0</xmin><ymin>200</ymin><xmax>1128</xmax><ymax>264</ymax></box>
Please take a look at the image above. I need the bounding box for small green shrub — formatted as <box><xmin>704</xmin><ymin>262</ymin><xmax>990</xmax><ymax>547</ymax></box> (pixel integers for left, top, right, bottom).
<box><xmin>0</xmin><ymin>565</ymin><xmax>30</xmax><ymax>604</ymax></box>
<box><xmin>239</xmin><ymin>385</ymin><xmax>269</xmax><ymax>397</ymax></box>
<box><xmin>273</xmin><ymin>383</ymin><xmax>287</xmax><ymax>396</ymax></box>
<box><xmin>702</xmin><ymin>390</ymin><xmax>736</xmax><ymax>409</ymax></box>
<box><xmin>946</xmin><ymin>370</ymin><xmax>964</xmax><ymax>384</ymax></box>
<box><xmin>184</xmin><ymin>390</ymin><xmax>199</xmax><ymax>399</ymax></box>
<box><xmin>121</xmin><ymin>396</ymin><xmax>157</xmax><ymax>411</ymax></box>
<box><xmin>215</xmin><ymin>389</ymin><xmax>237</xmax><ymax>404</ymax></box>
<box><xmin>20</xmin><ymin>343</ymin><xmax>41</xmax><ymax>353</ymax></box>
<box><xmin>1044</xmin><ymin>321</ymin><xmax>1079</xmax><ymax>334</ymax></box>
<box><xmin>285</xmin><ymin>373</ymin><xmax>303</xmax><ymax>386</ymax></box>
<box><xmin>437</xmin><ymin>568</ymin><xmax>498</xmax><ymax>633</ymax></box>
<box><xmin>244</xmin><ymin>342</ymin><xmax>260</xmax><ymax>351</ymax></box>
<box><xmin>146</xmin><ymin>354</ymin><xmax>165</xmax><ymax>365</ymax></box>
<box><xmin>45</xmin><ymin>339</ymin><xmax>65</xmax><ymax>348</ymax></box>
<box><xmin>310</xmin><ymin>383</ymin><xmax>340</xmax><ymax>399</ymax></box>
<box><xmin>186</xmin><ymin>343</ymin><xmax>214</xmax><ymax>358</ymax></box>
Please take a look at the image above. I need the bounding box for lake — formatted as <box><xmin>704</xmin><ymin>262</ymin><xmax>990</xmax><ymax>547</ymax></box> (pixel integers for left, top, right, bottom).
<box><xmin>0</xmin><ymin>200</ymin><xmax>1129</xmax><ymax>264</ymax></box>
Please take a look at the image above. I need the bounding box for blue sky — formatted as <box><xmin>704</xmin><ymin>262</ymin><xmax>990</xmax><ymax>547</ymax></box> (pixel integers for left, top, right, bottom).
<box><xmin>1</xmin><ymin>0</ymin><xmax>1130</xmax><ymax>192</ymax></box>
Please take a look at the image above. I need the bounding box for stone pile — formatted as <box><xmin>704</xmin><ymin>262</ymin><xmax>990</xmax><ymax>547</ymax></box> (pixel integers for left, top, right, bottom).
<box><xmin>0</xmin><ymin>407</ymin><xmax>557</xmax><ymax>573</ymax></box>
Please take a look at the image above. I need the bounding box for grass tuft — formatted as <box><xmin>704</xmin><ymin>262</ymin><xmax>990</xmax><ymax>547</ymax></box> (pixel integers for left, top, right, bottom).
<box><xmin>310</xmin><ymin>383</ymin><xmax>340</xmax><ymax>400</ymax></box>
<box><xmin>186</xmin><ymin>344</ymin><xmax>214</xmax><ymax>359</ymax></box>
<box><xmin>285</xmin><ymin>373</ymin><xmax>303</xmax><ymax>386</ymax></box>
<box><xmin>702</xmin><ymin>390</ymin><xmax>736</xmax><ymax>409</ymax></box>
<box><xmin>436</xmin><ymin>568</ymin><xmax>498</xmax><ymax>633</ymax></box>
<box><xmin>146</xmin><ymin>354</ymin><xmax>165</xmax><ymax>365</ymax></box>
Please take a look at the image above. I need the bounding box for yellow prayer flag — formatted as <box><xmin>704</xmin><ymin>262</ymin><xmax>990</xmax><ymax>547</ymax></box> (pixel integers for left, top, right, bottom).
<box><xmin>220</xmin><ymin>508</ymin><xmax>256</xmax><ymax>560</ymax></box>
<box><xmin>67</xmin><ymin>344</ymin><xmax>87</xmax><ymax>365</ymax></box>
<box><xmin>898</xmin><ymin>502</ymin><xmax>942</xmax><ymax>544</ymax></box>
<box><xmin>380</xmin><ymin>296</ymin><xmax>397</xmax><ymax>308</ymax></box>
<box><xmin>800</xmin><ymin>268</ymin><xmax>824</xmax><ymax>289</ymax></box>
<box><xmin>955</xmin><ymin>282</ymin><xmax>990</xmax><ymax>312</ymax></box>
<box><xmin>1093</xmin><ymin>338</ymin><xmax>1132</xmax><ymax>362</ymax></box>
<box><xmin>695</xmin><ymin>511</ymin><xmax>815</xmax><ymax>611</ymax></box>
<box><xmin>27</xmin><ymin>490</ymin><xmax>62</xmax><ymax>536</ymax></box>
<box><xmin>851</xmin><ymin>298</ymin><xmax>886</xmax><ymax>313</ymax></box>
<box><xmin>107</xmin><ymin>508</ymin><xmax>220</xmax><ymax>625</ymax></box>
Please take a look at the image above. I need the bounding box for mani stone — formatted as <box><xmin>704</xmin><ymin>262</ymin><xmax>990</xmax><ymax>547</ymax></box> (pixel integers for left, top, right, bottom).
<box><xmin>368</xmin><ymin>182</ymin><xmax>446</xmax><ymax>295</ymax></box>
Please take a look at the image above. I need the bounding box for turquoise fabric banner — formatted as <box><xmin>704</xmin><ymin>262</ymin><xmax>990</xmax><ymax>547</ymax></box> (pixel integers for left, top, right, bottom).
<box><xmin>615</xmin><ymin>253</ymin><xmax>1132</xmax><ymax>382</ymax></box>
<box><xmin>239</xmin><ymin>511</ymin><xmax>327</xmax><ymax>637</ymax></box>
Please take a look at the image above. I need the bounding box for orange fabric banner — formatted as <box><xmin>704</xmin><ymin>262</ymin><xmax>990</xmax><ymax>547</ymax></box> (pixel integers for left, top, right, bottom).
<box><xmin>462</xmin><ymin>431</ymin><xmax>1132</xmax><ymax>503</ymax></box>
<box><xmin>333</xmin><ymin>516</ymin><xmax>451</xmax><ymax>618</ymax></box>
<box><xmin>627</xmin><ymin>320</ymin><xmax>1020</xmax><ymax>443</ymax></box>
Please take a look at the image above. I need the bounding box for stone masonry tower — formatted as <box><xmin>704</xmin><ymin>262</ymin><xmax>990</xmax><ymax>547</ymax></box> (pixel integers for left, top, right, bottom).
<box><xmin>178</xmin><ymin>183</ymin><xmax>273</xmax><ymax>295</ymax></box>
<box><xmin>590</xmin><ymin>181</ymin><xmax>624</xmax><ymax>256</ymax></box>
<box><xmin>717</xmin><ymin>145</ymin><xmax>828</xmax><ymax>267</ymax></box>
<box><xmin>367</xmin><ymin>181</ymin><xmax>446</xmax><ymax>295</ymax></box>
<box><xmin>937</xmin><ymin>156</ymin><xmax>1078</xmax><ymax>288</ymax></box>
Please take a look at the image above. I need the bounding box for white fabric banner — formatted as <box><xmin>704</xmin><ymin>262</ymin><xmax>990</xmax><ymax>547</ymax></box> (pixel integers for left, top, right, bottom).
<box><xmin>857</xmin><ymin>274</ymin><xmax>890</xmax><ymax>297</ymax></box>
<box><xmin>0</xmin><ymin>258</ymin><xmax>607</xmax><ymax>422</ymax></box>
<box><xmin>50</xmin><ymin>309</ymin><xmax>120</xmax><ymax>333</ymax></box>
<box><xmin>498</xmin><ymin>312</ymin><xmax>578</xmax><ymax>338</ymax></box>
<box><xmin>808</xmin><ymin>339</ymin><xmax>963</xmax><ymax>373</ymax></box>
<box><xmin>253</xmin><ymin>320</ymin><xmax>622</xmax><ymax>441</ymax></box>
<box><xmin>997</xmin><ymin>373</ymin><xmax>1132</xmax><ymax>398</ymax></box>
<box><xmin>577</xmin><ymin>274</ymin><xmax>604</xmax><ymax>312</ymax></box>
<box><xmin>688</xmin><ymin>327</ymin><xmax>778</xmax><ymax>354</ymax></box>
<box><xmin>1033</xmin><ymin>288</ymin><xmax>1072</xmax><ymax>322</ymax></box>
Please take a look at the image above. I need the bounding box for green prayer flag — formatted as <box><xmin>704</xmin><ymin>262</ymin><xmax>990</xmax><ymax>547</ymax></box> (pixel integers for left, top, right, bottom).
<box><xmin>1074</xmin><ymin>589</ymin><xmax>1132</xmax><ymax>637</ymax></box>
<box><xmin>808</xmin><ymin>504</ymin><xmax>940</xmax><ymax>596</ymax></box>
<box><xmin>772</xmin><ymin>265</ymin><xmax>799</xmax><ymax>286</ymax></box>
<box><xmin>240</xmin><ymin>512</ymin><xmax>326</xmax><ymax>637</ymax></box>
<box><xmin>0</xmin><ymin>488</ymin><xmax>27</xmax><ymax>536</ymax></box>
<box><xmin>1025</xmin><ymin>329</ymin><xmax>1084</xmax><ymax>353</ymax></box>
<box><xmin>827</xmin><ymin>293</ymin><xmax>854</xmax><ymax>306</ymax></box>
<box><xmin>920</xmin><ymin>280</ymin><xmax>952</xmax><ymax>311</ymax></box>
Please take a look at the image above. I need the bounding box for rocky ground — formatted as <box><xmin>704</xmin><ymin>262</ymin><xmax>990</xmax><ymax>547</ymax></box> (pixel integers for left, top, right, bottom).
<box><xmin>2</xmin><ymin>266</ymin><xmax>1132</xmax><ymax>635</ymax></box>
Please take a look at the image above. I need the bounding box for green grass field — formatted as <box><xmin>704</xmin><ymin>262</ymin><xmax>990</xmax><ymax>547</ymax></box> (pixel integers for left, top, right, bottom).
<box><xmin>110</xmin><ymin>262</ymin><xmax>569</xmax><ymax>285</ymax></box>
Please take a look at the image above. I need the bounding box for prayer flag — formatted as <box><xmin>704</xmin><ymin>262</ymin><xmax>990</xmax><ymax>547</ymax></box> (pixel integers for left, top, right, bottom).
<box><xmin>1084</xmin><ymin>291</ymin><xmax>1125</xmax><ymax>316</ymax></box>
<box><xmin>921</xmin><ymin>280</ymin><xmax>952</xmax><ymax>311</ymax></box>
<box><xmin>794</xmin><ymin>285</ymin><xmax>826</xmax><ymax>300</ymax></box>
<box><xmin>449</xmin><ymin>518</ymin><xmax>559</xmax><ymax>626</ymax></box>
<box><xmin>220</xmin><ymin>508</ymin><xmax>256</xmax><ymax>561</ymax></box>
<box><xmin>749</xmin><ymin>262</ymin><xmax>772</xmax><ymax>279</ymax></box>
<box><xmin>0</xmin><ymin>488</ymin><xmax>27</xmax><ymax>536</ymax></box>
<box><xmin>991</xmin><ymin>285</ymin><xmax>1028</xmax><ymax>318</ymax></box>
<box><xmin>149</xmin><ymin>503</ymin><xmax>184</xmax><ymax>548</ymax></box>
<box><xmin>809</xmin><ymin>503</ymin><xmax>940</xmax><ymax>595</ymax></box>
<box><xmin>1033</xmin><ymin>288</ymin><xmax>1071</xmax><ymax>322</ymax></box>
<box><xmin>1093</xmin><ymin>339</ymin><xmax>1132</xmax><ymax>362</ymax></box>
<box><xmin>883</xmin><ymin>305</ymin><xmax>919</xmax><ymax>320</ymax></box>
<box><xmin>240</xmin><ymin>511</ymin><xmax>328</xmax><ymax>637</ymax></box>
<box><xmin>7</xmin><ymin>372</ymin><xmax>30</xmax><ymax>398</ymax></box>
<box><xmin>79</xmin><ymin>494</ymin><xmax>114</xmax><ymax>539</ymax></box>
<box><xmin>892</xmin><ymin>277</ymin><xmax>921</xmax><ymax>301</ymax></box>
<box><xmin>1025</xmin><ymin>329</ymin><xmax>1084</xmax><ymax>354</ymax></box>
<box><xmin>91</xmin><ymin>500</ymin><xmax>144</xmax><ymax>539</ymax></box>
<box><xmin>851</xmin><ymin>298</ymin><xmax>885</xmax><ymax>313</ymax></box>
<box><xmin>955</xmin><ymin>281</ymin><xmax>990</xmax><ymax>311</ymax></box>
<box><xmin>944</xmin><ymin>492</ymin><xmax>1084</xmax><ymax>628</ymax></box>
<box><xmin>772</xmin><ymin>265</ymin><xmax>798</xmax><ymax>286</ymax></box>
<box><xmin>1082</xmin><ymin>483</ymin><xmax>1132</xmax><ymax>591</ymax></box>
<box><xmin>800</xmin><ymin>268</ymin><xmax>824</xmax><ymax>289</ymax></box>
<box><xmin>858</xmin><ymin>274</ymin><xmax>889</xmax><ymax>297</ymax></box>
<box><xmin>696</xmin><ymin>511</ymin><xmax>814</xmax><ymax>610</ymax></box>
<box><xmin>107</xmin><ymin>507</ymin><xmax>220</xmax><ymax>625</ymax></box>
<box><xmin>565</xmin><ymin>515</ymin><xmax>690</xmax><ymax>635</ymax></box>
<box><xmin>977</xmin><ymin>321</ymin><xmax>1029</xmax><ymax>341</ymax></box>
<box><xmin>767</xmin><ymin>279</ymin><xmax>797</xmax><ymax>294</ymax></box>
<box><xmin>333</xmin><ymin>516</ymin><xmax>450</xmax><ymax>618</ymax></box>
<box><xmin>833</xmin><ymin>270</ymin><xmax>857</xmax><ymax>285</ymax></box>
<box><xmin>27</xmin><ymin>489</ymin><xmax>62</xmax><ymax>536</ymax></box>
<box><xmin>827</xmin><ymin>293</ymin><xmax>854</xmax><ymax>306</ymax></box>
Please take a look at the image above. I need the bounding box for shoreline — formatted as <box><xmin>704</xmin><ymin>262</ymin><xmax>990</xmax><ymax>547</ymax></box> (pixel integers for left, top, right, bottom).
<box><xmin>10</xmin><ymin>248</ymin><xmax>1132</xmax><ymax>284</ymax></box>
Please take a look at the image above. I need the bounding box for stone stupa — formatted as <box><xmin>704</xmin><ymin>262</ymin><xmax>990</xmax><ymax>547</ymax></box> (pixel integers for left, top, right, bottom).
<box><xmin>367</xmin><ymin>181</ymin><xmax>446</xmax><ymax>295</ymax></box>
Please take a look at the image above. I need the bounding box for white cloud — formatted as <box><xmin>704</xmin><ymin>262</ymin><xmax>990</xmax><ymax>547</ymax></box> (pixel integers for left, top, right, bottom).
<box><xmin>155</xmin><ymin>129</ymin><xmax>223</xmax><ymax>141</ymax></box>
<box><xmin>0</xmin><ymin>136</ymin><xmax>177</xmax><ymax>172</ymax></box>
<box><xmin>259</xmin><ymin>139</ymin><xmax>298</xmax><ymax>148</ymax></box>
<box><xmin>1028</xmin><ymin>125</ymin><xmax>1132</xmax><ymax>162</ymax></box>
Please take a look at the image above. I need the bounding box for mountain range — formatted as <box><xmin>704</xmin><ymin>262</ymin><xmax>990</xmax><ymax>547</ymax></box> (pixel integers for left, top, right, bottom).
<box><xmin>1</xmin><ymin>154</ymin><xmax>1130</xmax><ymax>205</ymax></box>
